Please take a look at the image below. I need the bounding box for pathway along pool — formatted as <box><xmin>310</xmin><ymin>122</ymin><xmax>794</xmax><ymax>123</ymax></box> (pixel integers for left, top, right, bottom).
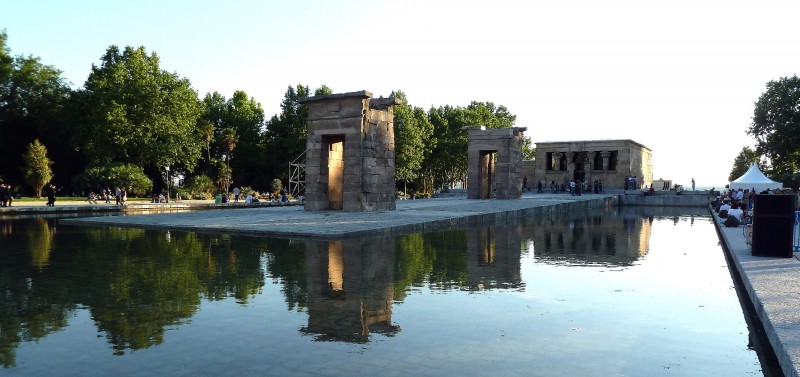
<box><xmin>0</xmin><ymin>207</ymin><xmax>773</xmax><ymax>376</ymax></box>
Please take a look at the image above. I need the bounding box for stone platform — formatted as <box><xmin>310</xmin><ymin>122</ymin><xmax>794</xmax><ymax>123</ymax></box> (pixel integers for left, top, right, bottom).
<box><xmin>714</xmin><ymin>212</ymin><xmax>800</xmax><ymax>377</ymax></box>
<box><xmin>61</xmin><ymin>194</ymin><xmax>617</xmax><ymax>239</ymax></box>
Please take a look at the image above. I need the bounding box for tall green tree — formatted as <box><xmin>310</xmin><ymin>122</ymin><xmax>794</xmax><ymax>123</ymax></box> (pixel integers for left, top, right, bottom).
<box><xmin>74</xmin><ymin>45</ymin><xmax>203</xmax><ymax>189</ymax></box>
<box><xmin>424</xmin><ymin>101</ymin><xmax>517</xmax><ymax>189</ymax></box>
<box><xmin>391</xmin><ymin>90</ymin><xmax>434</xmax><ymax>192</ymax></box>
<box><xmin>263</xmin><ymin>84</ymin><xmax>311</xmax><ymax>183</ymax></box>
<box><xmin>728</xmin><ymin>146</ymin><xmax>762</xmax><ymax>182</ymax></box>
<box><xmin>221</xmin><ymin>91</ymin><xmax>264</xmax><ymax>188</ymax></box>
<box><xmin>22</xmin><ymin>139</ymin><xmax>53</xmax><ymax>197</ymax></box>
<box><xmin>748</xmin><ymin>75</ymin><xmax>800</xmax><ymax>175</ymax></box>
<box><xmin>198</xmin><ymin>90</ymin><xmax>272</xmax><ymax>190</ymax></box>
<box><xmin>0</xmin><ymin>31</ymin><xmax>74</xmax><ymax>190</ymax></box>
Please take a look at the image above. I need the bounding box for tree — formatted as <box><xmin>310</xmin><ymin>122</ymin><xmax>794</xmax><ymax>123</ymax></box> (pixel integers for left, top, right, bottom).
<box><xmin>0</xmin><ymin>31</ymin><xmax>74</xmax><ymax>190</ymax></box>
<box><xmin>728</xmin><ymin>146</ymin><xmax>762</xmax><ymax>182</ymax></box>
<box><xmin>423</xmin><ymin>101</ymin><xmax>517</xmax><ymax>189</ymax></box>
<box><xmin>521</xmin><ymin>135</ymin><xmax>535</xmax><ymax>161</ymax></box>
<box><xmin>748</xmin><ymin>75</ymin><xmax>800</xmax><ymax>175</ymax></box>
<box><xmin>198</xmin><ymin>91</ymin><xmax>266</xmax><ymax>189</ymax></box>
<box><xmin>199</xmin><ymin>121</ymin><xmax>215</xmax><ymax>163</ymax></box>
<box><xmin>22</xmin><ymin>139</ymin><xmax>53</xmax><ymax>197</ymax></box>
<box><xmin>220</xmin><ymin>127</ymin><xmax>238</xmax><ymax>168</ymax></box>
<box><xmin>391</xmin><ymin>90</ymin><xmax>434</xmax><ymax>193</ymax></box>
<box><xmin>74</xmin><ymin>45</ymin><xmax>203</xmax><ymax>187</ymax></box>
<box><xmin>270</xmin><ymin>178</ymin><xmax>283</xmax><ymax>195</ymax></box>
<box><xmin>314</xmin><ymin>85</ymin><xmax>333</xmax><ymax>96</ymax></box>
<box><xmin>263</xmin><ymin>84</ymin><xmax>311</xmax><ymax>182</ymax></box>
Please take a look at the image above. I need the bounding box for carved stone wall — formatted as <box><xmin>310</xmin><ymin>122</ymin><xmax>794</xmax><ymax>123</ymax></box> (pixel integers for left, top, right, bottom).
<box><xmin>531</xmin><ymin>139</ymin><xmax>653</xmax><ymax>190</ymax></box>
<box><xmin>302</xmin><ymin>91</ymin><xmax>400</xmax><ymax>211</ymax></box>
<box><xmin>464</xmin><ymin>126</ymin><xmax>527</xmax><ymax>199</ymax></box>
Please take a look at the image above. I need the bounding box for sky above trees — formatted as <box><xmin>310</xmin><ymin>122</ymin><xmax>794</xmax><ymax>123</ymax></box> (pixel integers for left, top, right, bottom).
<box><xmin>3</xmin><ymin>0</ymin><xmax>800</xmax><ymax>186</ymax></box>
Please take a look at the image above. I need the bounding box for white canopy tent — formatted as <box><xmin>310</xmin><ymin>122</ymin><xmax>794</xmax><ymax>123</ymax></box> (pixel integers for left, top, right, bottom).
<box><xmin>729</xmin><ymin>162</ymin><xmax>783</xmax><ymax>192</ymax></box>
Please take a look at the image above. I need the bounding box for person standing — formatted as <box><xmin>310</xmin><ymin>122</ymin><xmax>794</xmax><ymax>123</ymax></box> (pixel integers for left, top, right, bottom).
<box><xmin>691</xmin><ymin>178</ymin><xmax>695</xmax><ymax>191</ymax></box>
<box><xmin>233</xmin><ymin>186</ymin><xmax>241</xmax><ymax>203</ymax></box>
<box><xmin>0</xmin><ymin>183</ymin><xmax>7</xmax><ymax>207</ymax></box>
<box><xmin>522</xmin><ymin>176</ymin><xmax>528</xmax><ymax>192</ymax></box>
<box><xmin>46</xmin><ymin>184</ymin><xmax>56</xmax><ymax>206</ymax></box>
<box><xmin>115</xmin><ymin>186</ymin><xmax>121</xmax><ymax>205</ymax></box>
<box><xmin>537</xmin><ymin>180</ymin><xmax>543</xmax><ymax>194</ymax></box>
<box><xmin>569</xmin><ymin>180</ymin><xmax>576</xmax><ymax>196</ymax></box>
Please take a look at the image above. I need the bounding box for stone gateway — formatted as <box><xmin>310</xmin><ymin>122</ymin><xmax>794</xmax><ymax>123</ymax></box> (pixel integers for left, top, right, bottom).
<box><xmin>302</xmin><ymin>91</ymin><xmax>401</xmax><ymax>212</ymax></box>
<box><xmin>464</xmin><ymin>126</ymin><xmax>527</xmax><ymax>199</ymax></box>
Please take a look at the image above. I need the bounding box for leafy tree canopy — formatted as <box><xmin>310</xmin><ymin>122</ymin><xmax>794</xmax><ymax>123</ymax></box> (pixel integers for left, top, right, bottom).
<box><xmin>391</xmin><ymin>90</ymin><xmax>434</xmax><ymax>184</ymax></box>
<box><xmin>748</xmin><ymin>75</ymin><xmax>800</xmax><ymax>175</ymax></box>
<box><xmin>74</xmin><ymin>45</ymin><xmax>203</xmax><ymax>177</ymax></box>
<box><xmin>0</xmin><ymin>31</ymin><xmax>72</xmax><ymax>190</ymax></box>
<box><xmin>728</xmin><ymin>146</ymin><xmax>763</xmax><ymax>182</ymax></box>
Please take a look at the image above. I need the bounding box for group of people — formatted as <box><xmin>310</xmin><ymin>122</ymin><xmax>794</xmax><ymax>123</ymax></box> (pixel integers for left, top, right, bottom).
<box><xmin>624</xmin><ymin>176</ymin><xmax>640</xmax><ymax>190</ymax></box>
<box><xmin>0</xmin><ymin>183</ymin><xmax>14</xmax><ymax>207</ymax></box>
<box><xmin>229</xmin><ymin>187</ymin><xmax>290</xmax><ymax>204</ymax></box>
<box><xmin>522</xmin><ymin>177</ymin><xmax>605</xmax><ymax>195</ymax></box>
<box><xmin>545</xmin><ymin>179</ymin><xmax>604</xmax><ymax>195</ymax></box>
<box><xmin>85</xmin><ymin>187</ymin><xmax>127</xmax><ymax>205</ymax></box>
<box><xmin>712</xmin><ymin>187</ymin><xmax>764</xmax><ymax>227</ymax></box>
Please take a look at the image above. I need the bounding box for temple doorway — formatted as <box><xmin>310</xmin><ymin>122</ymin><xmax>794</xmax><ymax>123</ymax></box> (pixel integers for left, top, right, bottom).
<box><xmin>479</xmin><ymin>151</ymin><xmax>496</xmax><ymax>199</ymax></box>
<box><xmin>324</xmin><ymin>135</ymin><xmax>345</xmax><ymax>210</ymax></box>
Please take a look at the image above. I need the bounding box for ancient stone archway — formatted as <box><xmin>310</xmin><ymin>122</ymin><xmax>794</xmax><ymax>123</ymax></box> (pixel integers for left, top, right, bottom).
<box><xmin>464</xmin><ymin>126</ymin><xmax>527</xmax><ymax>200</ymax></box>
<box><xmin>302</xmin><ymin>91</ymin><xmax>401</xmax><ymax>211</ymax></box>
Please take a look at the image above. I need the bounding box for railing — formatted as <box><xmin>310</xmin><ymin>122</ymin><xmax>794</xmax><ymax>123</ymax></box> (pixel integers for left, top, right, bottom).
<box><xmin>794</xmin><ymin>211</ymin><xmax>800</xmax><ymax>252</ymax></box>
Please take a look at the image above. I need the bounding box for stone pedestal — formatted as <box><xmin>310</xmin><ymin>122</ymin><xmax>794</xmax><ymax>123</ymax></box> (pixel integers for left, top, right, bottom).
<box><xmin>302</xmin><ymin>91</ymin><xmax>400</xmax><ymax>212</ymax></box>
<box><xmin>464</xmin><ymin>126</ymin><xmax>527</xmax><ymax>200</ymax></box>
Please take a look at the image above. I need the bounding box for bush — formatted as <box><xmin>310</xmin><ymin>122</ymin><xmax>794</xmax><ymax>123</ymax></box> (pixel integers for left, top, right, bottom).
<box><xmin>271</xmin><ymin>179</ymin><xmax>283</xmax><ymax>195</ymax></box>
<box><xmin>75</xmin><ymin>163</ymin><xmax>153</xmax><ymax>196</ymax></box>
<box><xmin>185</xmin><ymin>175</ymin><xmax>215</xmax><ymax>197</ymax></box>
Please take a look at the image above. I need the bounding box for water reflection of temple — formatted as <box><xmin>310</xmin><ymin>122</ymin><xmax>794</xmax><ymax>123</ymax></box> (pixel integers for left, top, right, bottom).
<box><xmin>525</xmin><ymin>210</ymin><xmax>652</xmax><ymax>266</ymax></box>
<box><xmin>301</xmin><ymin>237</ymin><xmax>400</xmax><ymax>343</ymax></box>
<box><xmin>466</xmin><ymin>226</ymin><xmax>523</xmax><ymax>289</ymax></box>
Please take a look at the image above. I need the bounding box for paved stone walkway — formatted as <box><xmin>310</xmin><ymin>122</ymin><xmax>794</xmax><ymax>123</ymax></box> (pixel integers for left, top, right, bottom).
<box><xmin>61</xmin><ymin>194</ymin><xmax>617</xmax><ymax>239</ymax></box>
<box><xmin>714</xmin><ymin>213</ymin><xmax>800</xmax><ymax>377</ymax></box>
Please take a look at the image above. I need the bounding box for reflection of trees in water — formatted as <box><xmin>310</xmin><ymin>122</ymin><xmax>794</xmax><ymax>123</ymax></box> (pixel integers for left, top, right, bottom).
<box><xmin>0</xmin><ymin>206</ymin><xmax>708</xmax><ymax>358</ymax></box>
<box><xmin>0</xmin><ymin>219</ymin><xmax>72</xmax><ymax>367</ymax></box>
<box><xmin>0</xmin><ymin>220</ymin><xmax>278</xmax><ymax>363</ymax></box>
<box><xmin>26</xmin><ymin>219</ymin><xmax>55</xmax><ymax>270</ymax></box>
<box><xmin>393</xmin><ymin>231</ymin><xmax>470</xmax><ymax>292</ymax></box>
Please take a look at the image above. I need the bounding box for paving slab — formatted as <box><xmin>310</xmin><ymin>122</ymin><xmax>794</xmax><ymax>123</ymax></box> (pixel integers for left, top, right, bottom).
<box><xmin>61</xmin><ymin>194</ymin><xmax>617</xmax><ymax>239</ymax></box>
<box><xmin>714</xmin><ymin>212</ymin><xmax>800</xmax><ymax>377</ymax></box>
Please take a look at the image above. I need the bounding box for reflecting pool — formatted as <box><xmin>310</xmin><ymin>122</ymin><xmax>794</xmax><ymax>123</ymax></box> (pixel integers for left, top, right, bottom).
<box><xmin>0</xmin><ymin>207</ymin><xmax>767</xmax><ymax>376</ymax></box>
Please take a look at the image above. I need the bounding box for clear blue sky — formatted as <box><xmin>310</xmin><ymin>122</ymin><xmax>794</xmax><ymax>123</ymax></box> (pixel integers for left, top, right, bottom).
<box><xmin>3</xmin><ymin>0</ymin><xmax>800</xmax><ymax>186</ymax></box>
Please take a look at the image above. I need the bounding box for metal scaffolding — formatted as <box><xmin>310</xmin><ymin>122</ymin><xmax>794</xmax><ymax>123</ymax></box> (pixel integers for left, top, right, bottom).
<box><xmin>289</xmin><ymin>151</ymin><xmax>306</xmax><ymax>197</ymax></box>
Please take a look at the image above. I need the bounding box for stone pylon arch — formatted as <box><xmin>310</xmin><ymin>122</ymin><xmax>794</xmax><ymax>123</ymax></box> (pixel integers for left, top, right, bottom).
<box><xmin>301</xmin><ymin>91</ymin><xmax>401</xmax><ymax>212</ymax></box>
<box><xmin>464</xmin><ymin>126</ymin><xmax>527</xmax><ymax>199</ymax></box>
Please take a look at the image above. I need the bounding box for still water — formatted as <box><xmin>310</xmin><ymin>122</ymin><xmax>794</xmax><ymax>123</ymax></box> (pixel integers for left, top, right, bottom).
<box><xmin>0</xmin><ymin>207</ymin><xmax>764</xmax><ymax>376</ymax></box>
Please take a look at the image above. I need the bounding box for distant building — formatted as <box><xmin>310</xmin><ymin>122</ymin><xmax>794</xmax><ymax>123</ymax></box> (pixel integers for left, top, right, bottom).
<box><xmin>531</xmin><ymin>139</ymin><xmax>652</xmax><ymax>190</ymax></box>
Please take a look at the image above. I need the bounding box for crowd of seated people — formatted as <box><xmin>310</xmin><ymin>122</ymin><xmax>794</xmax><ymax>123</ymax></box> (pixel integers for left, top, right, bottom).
<box><xmin>712</xmin><ymin>193</ymin><xmax>749</xmax><ymax>227</ymax></box>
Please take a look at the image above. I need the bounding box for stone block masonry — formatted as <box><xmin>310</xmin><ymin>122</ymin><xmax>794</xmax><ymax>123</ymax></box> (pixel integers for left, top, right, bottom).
<box><xmin>301</xmin><ymin>91</ymin><xmax>401</xmax><ymax>212</ymax></box>
<box><xmin>464</xmin><ymin>126</ymin><xmax>527</xmax><ymax>200</ymax></box>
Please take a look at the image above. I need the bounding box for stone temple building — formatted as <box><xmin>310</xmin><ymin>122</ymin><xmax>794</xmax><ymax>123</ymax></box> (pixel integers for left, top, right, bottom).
<box><xmin>531</xmin><ymin>139</ymin><xmax>652</xmax><ymax>190</ymax></box>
